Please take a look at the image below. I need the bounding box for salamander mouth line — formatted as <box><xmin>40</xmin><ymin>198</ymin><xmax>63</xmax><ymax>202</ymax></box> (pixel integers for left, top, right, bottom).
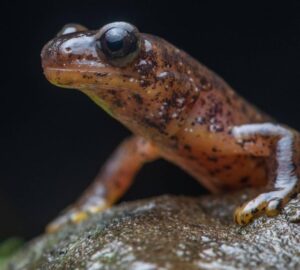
<box><xmin>43</xmin><ymin>67</ymin><xmax>140</xmax><ymax>80</ymax></box>
<box><xmin>43</xmin><ymin>67</ymin><xmax>156</xmax><ymax>92</ymax></box>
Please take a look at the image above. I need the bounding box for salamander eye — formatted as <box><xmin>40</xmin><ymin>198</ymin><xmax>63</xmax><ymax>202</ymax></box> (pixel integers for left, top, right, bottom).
<box><xmin>57</xmin><ymin>23</ymin><xmax>88</xmax><ymax>36</ymax></box>
<box><xmin>96</xmin><ymin>22</ymin><xmax>140</xmax><ymax>67</ymax></box>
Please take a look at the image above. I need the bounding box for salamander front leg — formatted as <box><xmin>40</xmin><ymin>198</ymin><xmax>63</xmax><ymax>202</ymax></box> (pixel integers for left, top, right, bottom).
<box><xmin>231</xmin><ymin>123</ymin><xmax>300</xmax><ymax>225</ymax></box>
<box><xmin>46</xmin><ymin>136</ymin><xmax>159</xmax><ymax>232</ymax></box>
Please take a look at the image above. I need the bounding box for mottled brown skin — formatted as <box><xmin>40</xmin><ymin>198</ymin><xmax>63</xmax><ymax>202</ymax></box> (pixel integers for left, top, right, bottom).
<box><xmin>41</xmin><ymin>22</ymin><xmax>300</xmax><ymax>231</ymax></box>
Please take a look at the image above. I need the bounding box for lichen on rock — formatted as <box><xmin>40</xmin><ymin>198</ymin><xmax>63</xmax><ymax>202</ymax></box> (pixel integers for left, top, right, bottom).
<box><xmin>3</xmin><ymin>190</ymin><xmax>300</xmax><ymax>270</ymax></box>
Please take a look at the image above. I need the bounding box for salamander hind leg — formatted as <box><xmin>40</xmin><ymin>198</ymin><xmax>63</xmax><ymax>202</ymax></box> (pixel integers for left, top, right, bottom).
<box><xmin>46</xmin><ymin>136</ymin><xmax>159</xmax><ymax>233</ymax></box>
<box><xmin>231</xmin><ymin>123</ymin><xmax>300</xmax><ymax>225</ymax></box>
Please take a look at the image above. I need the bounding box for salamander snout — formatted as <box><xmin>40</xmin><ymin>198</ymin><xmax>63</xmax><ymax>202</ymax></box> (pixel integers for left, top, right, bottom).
<box><xmin>41</xmin><ymin>30</ymin><xmax>100</xmax><ymax>72</ymax></box>
<box><xmin>41</xmin><ymin>22</ymin><xmax>143</xmax><ymax>88</ymax></box>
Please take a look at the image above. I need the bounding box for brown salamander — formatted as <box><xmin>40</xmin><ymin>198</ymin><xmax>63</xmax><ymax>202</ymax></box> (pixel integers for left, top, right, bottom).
<box><xmin>41</xmin><ymin>22</ymin><xmax>300</xmax><ymax>231</ymax></box>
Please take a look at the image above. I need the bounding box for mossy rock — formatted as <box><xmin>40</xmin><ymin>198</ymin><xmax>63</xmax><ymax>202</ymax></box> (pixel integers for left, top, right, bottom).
<box><xmin>3</xmin><ymin>190</ymin><xmax>300</xmax><ymax>270</ymax></box>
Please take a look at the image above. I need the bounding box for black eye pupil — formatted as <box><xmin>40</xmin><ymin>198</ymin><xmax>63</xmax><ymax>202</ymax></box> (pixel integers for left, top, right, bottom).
<box><xmin>104</xmin><ymin>28</ymin><xmax>126</xmax><ymax>52</ymax></box>
<box><xmin>99</xmin><ymin>27</ymin><xmax>138</xmax><ymax>59</ymax></box>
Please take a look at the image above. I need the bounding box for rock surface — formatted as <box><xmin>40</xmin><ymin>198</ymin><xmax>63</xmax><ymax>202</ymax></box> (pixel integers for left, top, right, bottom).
<box><xmin>3</xmin><ymin>190</ymin><xmax>300</xmax><ymax>270</ymax></box>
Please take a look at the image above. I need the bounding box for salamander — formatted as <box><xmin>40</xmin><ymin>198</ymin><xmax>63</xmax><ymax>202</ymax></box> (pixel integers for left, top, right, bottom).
<box><xmin>41</xmin><ymin>22</ymin><xmax>300</xmax><ymax>232</ymax></box>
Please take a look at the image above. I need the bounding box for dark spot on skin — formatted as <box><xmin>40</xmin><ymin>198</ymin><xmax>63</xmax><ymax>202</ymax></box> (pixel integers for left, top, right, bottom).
<box><xmin>122</xmin><ymin>74</ymin><xmax>132</xmax><ymax>78</ymax></box>
<box><xmin>113</xmin><ymin>178</ymin><xmax>122</xmax><ymax>189</ymax></box>
<box><xmin>107</xmin><ymin>89</ymin><xmax>117</xmax><ymax>95</ymax></box>
<box><xmin>170</xmin><ymin>135</ymin><xmax>178</xmax><ymax>141</ymax></box>
<box><xmin>211</xmin><ymin>101</ymin><xmax>223</xmax><ymax>115</ymax></box>
<box><xmin>168</xmin><ymin>91</ymin><xmax>186</xmax><ymax>109</ymax></box>
<box><xmin>199</xmin><ymin>98</ymin><xmax>206</xmax><ymax>106</ymax></box>
<box><xmin>212</xmin><ymin>147</ymin><xmax>218</xmax><ymax>153</ymax></box>
<box><xmin>225</xmin><ymin>95</ymin><xmax>232</xmax><ymax>106</ymax></box>
<box><xmin>132</xmin><ymin>93</ymin><xmax>143</xmax><ymax>104</ymax></box>
<box><xmin>240</xmin><ymin>176</ymin><xmax>250</xmax><ymax>184</ymax></box>
<box><xmin>223</xmin><ymin>165</ymin><xmax>232</xmax><ymax>170</ymax></box>
<box><xmin>207</xmin><ymin>156</ymin><xmax>218</xmax><ymax>162</ymax></box>
<box><xmin>219</xmin><ymin>183</ymin><xmax>233</xmax><ymax>192</ymax></box>
<box><xmin>140</xmin><ymin>80</ymin><xmax>152</xmax><ymax>88</ymax></box>
<box><xmin>208</xmin><ymin>169</ymin><xmax>221</xmax><ymax>176</ymax></box>
<box><xmin>113</xmin><ymin>99</ymin><xmax>125</xmax><ymax>108</ymax></box>
<box><xmin>95</xmin><ymin>72</ymin><xmax>108</xmax><ymax>77</ymax></box>
<box><xmin>184</xmin><ymin>144</ymin><xmax>192</xmax><ymax>151</ymax></box>
<box><xmin>169</xmin><ymin>135</ymin><xmax>179</xmax><ymax>149</ymax></box>
<box><xmin>82</xmin><ymin>74</ymin><xmax>93</xmax><ymax>79</ymax></box>
<box><xmin>142</xmin><ymin>117</ymin><xmax>167</xmax><ymax>135</ymax></box>
<box><xmin>137</xmin><ymin>62</ymin><xmax>155</xmax><ymax>76</ymax></box>
<box><xmin>160</xmin><ymin>47</ymin><xmax>173</xmax><ymax>68</ymax></box>
<box><xmin>199</xmin><ymin>76</ymin><xmax>212</xmax><ymax>91</ymax></box>
<box><xmin>241</xmin><ymin>103</ymin><xmax>248</xmax><ymax>115</ymax></box>
<box><xmin>105</xmin><ymin>89</ymin><xmax>126</xmax><ymax>108</ymax></box>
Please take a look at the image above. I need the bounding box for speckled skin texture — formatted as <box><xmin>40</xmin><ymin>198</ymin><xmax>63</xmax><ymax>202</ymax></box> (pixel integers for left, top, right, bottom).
<box><xmin>41</xmin><ymin>22</ymin><xmax>300</xmax><ymax>229</ymax></box>
<box><xmin>3</xmin><ymin>193</ymin><xmax>300</xmax><ymax>270</ymax></box>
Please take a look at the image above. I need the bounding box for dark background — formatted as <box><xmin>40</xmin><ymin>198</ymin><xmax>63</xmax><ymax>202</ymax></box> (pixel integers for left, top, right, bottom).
<box><xmin>1</xmin><ymin>0</ymin><xmax>299</xmax><ymax>240</ymax></box>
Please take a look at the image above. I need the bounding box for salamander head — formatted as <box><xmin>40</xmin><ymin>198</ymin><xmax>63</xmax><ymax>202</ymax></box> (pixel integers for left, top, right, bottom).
<box><xmin>41</xmin><ymin>22</ymin><xmax>200</xmax><ymax>140</ymax></box>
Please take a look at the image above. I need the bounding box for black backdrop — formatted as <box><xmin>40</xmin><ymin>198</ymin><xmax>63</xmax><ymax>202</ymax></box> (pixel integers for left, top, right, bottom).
<box><xmin>1</xmin><ymin>0</ymin><xmax>299</xmax><ymax>240</ymax></box>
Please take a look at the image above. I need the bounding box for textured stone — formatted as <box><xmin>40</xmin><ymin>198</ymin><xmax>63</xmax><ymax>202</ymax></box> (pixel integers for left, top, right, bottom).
<box><xmin>3</xmin><ymin>190</ymin><xmax>300</xmax><ymax>270</ymax></box>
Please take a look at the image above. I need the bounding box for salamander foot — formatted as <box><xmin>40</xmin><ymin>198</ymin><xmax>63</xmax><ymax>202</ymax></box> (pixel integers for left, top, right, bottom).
<box><xmin>234</xmin><ymin>190</ymin><xmax>288</xmax><ymax>225</ymax></box>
